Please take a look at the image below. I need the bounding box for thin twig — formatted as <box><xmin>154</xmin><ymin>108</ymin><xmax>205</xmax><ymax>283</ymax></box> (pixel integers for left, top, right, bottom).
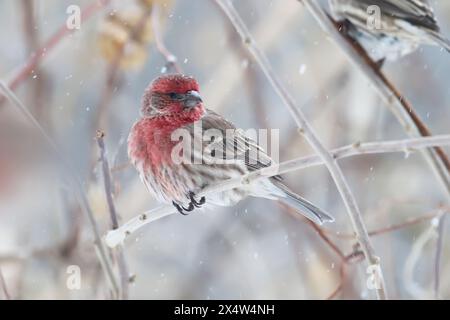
<box><xmin>0</xmin><ymin>80</ymin><xmax>119</xmax><ymax>299</ymax></box>
<box><xmin>97</xmin><ymin>131</ymin><xmax>120</xmax><ymax>229</ymax></box>
<box><xmin>105</xmin><ymin>134</ymin><xmax>450</xmax><ymax>247</ymax></box>
<box><xmin>0</xmin><ymin>0</ymin><xmax>111</xmax><ymax>106</ymax></box>
<box><xmin>281</xmin><ymin>202</ymin><xmax>365</xmax><ymax>299</ymax></box>
<box><xmin>96</xmin><ymin>131</ymin><xmax>130</xmax><ymax>300</ymax></box>
<box><xmin>323</xmin><ymin>208</ymin><xmax>445</xmax><ymax>239</ymax></box>
<box><xmin>326</xmin><ymin>252</ymin><xmax>365</xmax><ymax>300</ymax></box>
<box><xmin>280</xmin><ymin>203</ymin><xmax>348</xmax><ymax>298</ymax></box>
<box><xmin>0</xmin><ymin>267</ymin><xmax>11</xmax><ymax>300</ymax></box>
<box><xmin>326</xmin><ymin>262</ymin><xmax>346</xmax><ymax>300</ymax></box>
<box><xmin>303</xmin><ymin>217</ymin><xmax>345</xmax><ymax>260</ymax></box>
<box><xmin>371</xmin><ymin>213</ymin><xmax>441</xmax><ymax>238</ymax></box>
<box><xmin>151</xmin><ymin>4</ymin><xmax>182</xmax><ymax>73</ymax></box>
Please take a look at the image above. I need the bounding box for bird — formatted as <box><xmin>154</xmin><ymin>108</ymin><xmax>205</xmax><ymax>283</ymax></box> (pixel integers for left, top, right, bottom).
<box><xmin>127</xmin><ymin>74</ymin><xmax>334</xmax><ymax>225</ymax></box>
<box><xmin>328</xmin><ymin>0</ymin><xmax>450</xmax><ymax>63</ymax></box>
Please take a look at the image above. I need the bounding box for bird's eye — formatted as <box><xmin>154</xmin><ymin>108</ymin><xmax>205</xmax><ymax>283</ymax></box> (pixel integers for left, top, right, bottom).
<box><xmin>168</xmin><ymin>92</ymin><xmax>182</xmax><ymax>100</ymax></box>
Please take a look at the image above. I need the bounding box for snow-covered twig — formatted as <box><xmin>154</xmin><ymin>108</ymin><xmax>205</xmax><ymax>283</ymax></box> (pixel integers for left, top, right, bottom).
<box><xmin>0</xmin><ymin>80</ymin><xmax>119</xmax><ymax>299</ymax></box>
<box><xmin>213</xmin><ymin>0</ymin><xmax>385</xmax><ymax>299</ymax></box>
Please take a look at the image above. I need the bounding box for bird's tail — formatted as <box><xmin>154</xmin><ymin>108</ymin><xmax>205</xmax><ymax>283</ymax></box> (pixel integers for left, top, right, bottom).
<box><xmin>429</xmin><ymin>31</ymin><xmax>450</xmax><ymax>52</ymax></box>
<box><xmin>271</xmin><ymin>180</ymin><xmax>334</xmax><ymax>225</ymax></box>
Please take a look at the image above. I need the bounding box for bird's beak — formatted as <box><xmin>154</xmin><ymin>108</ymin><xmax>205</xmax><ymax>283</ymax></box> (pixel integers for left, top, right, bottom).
<box><xmin>184</xmin><ymin>90</ymin><xmax>203</xmax><ymax>108</ymax></box>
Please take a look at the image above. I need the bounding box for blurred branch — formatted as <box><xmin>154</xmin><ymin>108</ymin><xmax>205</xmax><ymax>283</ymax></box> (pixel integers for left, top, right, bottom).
<box><xmin>0</xmin><ymin>0</ymin><xmax>111</xmax><ymax>106</ymax></box>
<box><xmin>0</xmin><ymin>80</ymin><xmax>119</xmax><ymax>299</ymax></box>
<box><xmin>19</xmin><ymin>0</ymin><xmax>47</xmax><ymax>121</ymax></box>
<box><xmin>326</xmin><ymin>251</ymin><xmax>365</xmax><ymax>300</ymax></box>
<box><xmin>58</xmin><ymin>189</ymin><xmax>82</xmax><ymax>257</ymax></box>
<box><xmin>97</xmin><ymin>131</ymin><xmax>120</xmax><ymax>229</ymax></box>
<box><xmin>403</xmin><ymin>222</ymin><xmax>437</xmax><ymax>298</ymax></box>
<box><xmin>434</xmin><ymin>212</ymin><xmax>447</xmax><ymax>299</ymax></box>
<box><xmin>151</xmin><ymin>4</ymin><xmax>182</xmax><ymax>73</ymax></box>
<box><xmin>325</xmin><ymin>206</ymin><xmax>448</xmax><ymax>298</ymax></box>
<box><xmin>105</xmin><ymin>134</ymin><xmax>450</xmax><ymax>248</ymax></box>
<box><xmin>96</xmin><ymin>131</ymin><xmax>130</xmax><ymax>300</ymax></box>
<box><xmin>300</xmin><ymin>0</ymin><xmax>450</xmax><ymax>199</ymax></box>
<box><xmin>89</xmin><ymin>5</ymin><xmax>153</xmax><ymax>172</ymax></box>
<box><xmin>281</xmin><ymin>202</ymin><xmax>364</xmax><ymax>299</ymax></box>
<box><xmin>0</xmin><ymin>267</ymin><xmax>11</xmax><ymax>300</ymax></box>
<box><xmin>110</xmin><ymin>161</ymin><xmax>132</xmax><ymax>174</ymax></box>
<box><xmin>20</xmin><ymin>0</ymin><xmax>39</xmax><ymax>51</ymax></box>
<box><xmin>324</xmin><ymin>207</ymin><xmax>446</xmax><ymax>239</ymax></box>
<box><xmin>303</xmin><ymin>214</ymin><xmax>345</xmax><ymax>260</ymax></box>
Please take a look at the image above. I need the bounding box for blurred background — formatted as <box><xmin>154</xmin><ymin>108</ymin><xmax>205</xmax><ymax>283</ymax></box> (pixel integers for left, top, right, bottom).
<box><xmin>0</xmin><ymin>0</ymin><xmax>450</xmax><ymax>299</ymax></box>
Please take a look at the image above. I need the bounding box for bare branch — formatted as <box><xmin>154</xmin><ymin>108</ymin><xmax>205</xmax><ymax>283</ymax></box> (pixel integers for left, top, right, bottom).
<box><xmin>323</xmin><ymin>208</ymin><xmax>446</xmax><ymax>239</ymax></box>
<box><xmin>96</xmin><ymin>131</ymin><xmax>131</xmax><ymax>300</ymax></box>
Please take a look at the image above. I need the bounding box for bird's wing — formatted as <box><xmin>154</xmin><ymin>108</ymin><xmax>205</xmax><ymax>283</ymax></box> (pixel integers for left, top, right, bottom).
<box><xmin>378</xmin><ymin>0</ymin><xmax>438</xmax><ymax>31</ymax></box>
<box><xmin>334</xmin><ymin>0</ymin><xmax>439</xmax><ymax>32</ymax></box>
<box><xmin>192</xmin><ymin>109</ymin><xmax>282</xmax><ymax>180</ymax></box>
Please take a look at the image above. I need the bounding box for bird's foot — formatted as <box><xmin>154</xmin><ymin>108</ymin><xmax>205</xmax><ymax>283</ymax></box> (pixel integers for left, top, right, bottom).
<box><xmin>172</xmin><ymin>201</ymin><xmax>195</xmax><ymax>216</ymax></box>
<box><xmin>188</xmin><ymin>191</ymin><xmax>206</xmax><ymax>208</ymax></box>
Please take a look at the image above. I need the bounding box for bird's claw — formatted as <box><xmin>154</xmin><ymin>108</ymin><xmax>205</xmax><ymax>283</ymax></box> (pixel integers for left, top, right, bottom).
<box><xmin>172</xmin><ymin>201</ymin><xmax>195</xmax><ymax>215</ymax></box>
<box><xmin>189</xmin><ymin>191</ymin><xmax>205</xmax><ymax>208</ymax></box>
<box><xmin>172</xmin><ymin>192</ymin><xmax>206</xmax><ymax>216</ymax></box>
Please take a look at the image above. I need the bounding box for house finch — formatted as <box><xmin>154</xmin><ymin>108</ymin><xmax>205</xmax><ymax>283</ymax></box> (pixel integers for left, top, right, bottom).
<box><xmin>328</xmin><ymin>0</ymin><xmax>450</xmax><ymax>62</ymax></box>
<box><xmin>128</xmin><ymin>74</ymin><xmax>333</xmax><ymax>225</ymax></box>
